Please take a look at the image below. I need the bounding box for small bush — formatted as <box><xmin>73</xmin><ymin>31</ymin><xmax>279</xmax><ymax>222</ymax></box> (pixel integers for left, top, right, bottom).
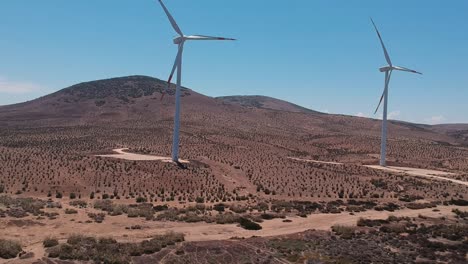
<box><xmin>215</xmin><ymin>212</ymin><xmax>240</xmax><ymax>224</ymax></box>
<box><xmin>213</xmin><ymin>203</ymin><xmax>225</xmax><ymax>212</ymax></box>
<box><xmin>43</xmin><ymin>237</ymin><xmax>59</xmax><ymax>248</ymax></box>
<box><xmin>65</xmin><ymin>208</ymin><xmax>78</xmax><ymax>214</ymax></box>
<box><xmin>239</xmin><ymin>217</ymin><xmax>262</xmax><ymax>230</ymax></box>
<box><xmin>69</xmin><ymin>200</ymin><xmax>87</xmax><ymax>208</ymax></box>
<box><xmin>154</xmin><ymin>204</ymin><xmax>168</xmax><ymax>212</ymax></box>
<box><xmin>88</xmin><ymin>213</ymin><xmax>105</xmax><ymax>223</ymax></box>
<box><xmin>357</xmin><ymin>217</ymin><xmax>389</xmax><ymax>227</ymax></box>
<box><xmin>452</xmin><ymin>209</ymin><xmax>468</xmax><ymax>219</ymax></box>
<box><xmin>449</xmin><ymin>199</ymin><xmax>468</xmax><ymax>206</ymax></box>
<box><xmin>331</xmin><ymin>225</ymin><xmax>355</xmax><ymax>239</ymax></box>
<box><xmin>229</xmin><ymin>204</ymin><xmax>248</xmax><ymax>213</ymax></box>
<box><xmin>261</xmin><ymin>213</ymin><xmax>275</xmax><ymax>220</ymax></box>
<box><xmin>0</xmin><ymin>239</ymin><xmax>22</xmax><ymax>259</ymax></box>
<box><xmin>136</xmin><ymin>197</ymin><xmax>147</xmax><ymax>203</ymax></box>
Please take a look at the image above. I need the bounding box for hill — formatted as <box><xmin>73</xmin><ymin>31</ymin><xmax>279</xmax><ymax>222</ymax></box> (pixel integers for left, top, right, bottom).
<box><xmin>0</xmin><ymin>75</ymin><xmax>207</xmax><ymax>125</ymax></box>
<box><xmin>0</xmin><ymin>75</ymin><xmax>467</xmax><ymax>203</ymax></box>
<box><xmin>216</xmin><ymin>95</ymin><xmax>321</xmax><ymax>114</ymax></box>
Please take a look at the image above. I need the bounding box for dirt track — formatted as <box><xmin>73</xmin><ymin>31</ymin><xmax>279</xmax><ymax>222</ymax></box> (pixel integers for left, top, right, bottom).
<box><xmin>366</xmin><ymin>165</ymin><xmax>468</xmax><ymax>187</ymax></box>
<box><xmin>97</xmin><ymin>148</ymin><xmax>189</xmax><ymax>163</ymax></box>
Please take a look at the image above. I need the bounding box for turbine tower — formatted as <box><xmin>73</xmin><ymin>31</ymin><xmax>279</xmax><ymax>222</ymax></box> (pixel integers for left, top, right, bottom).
<box><xmin>158</xmin><ymin>0</ymin><xmax>235</xmax><ymax>162</ymax></box>
<box><xmin>371</xmin><ymin>18</ymin><xmax>422</xmax><ymax>167</ymax></box>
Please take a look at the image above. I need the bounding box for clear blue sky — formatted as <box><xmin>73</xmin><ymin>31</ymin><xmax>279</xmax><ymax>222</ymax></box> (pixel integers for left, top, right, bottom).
<box><xmin>1</xmin><ymin>0</ymin><xmax>467</xmax><ymax>124</ymax></box>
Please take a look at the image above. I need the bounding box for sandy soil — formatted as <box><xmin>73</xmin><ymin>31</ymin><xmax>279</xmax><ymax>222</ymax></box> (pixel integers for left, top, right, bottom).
<box><xmin>97</xmin><ymin>148</ymin><xmax>189</xmax><ymax>163</ymax></box>
<box><xmin>288</xmin><ymin>157</ymin><xmax>343</xmax><ymax>165</ymax></box>
<box><xmin>366</xmin><ymin>165</ymin><xmax>468</xmax><ymax>187</ymax></box>
<box><xmin>0</xmin><ymin>204</ymin><xmax>464</xmax><ymax>264</ymax></box>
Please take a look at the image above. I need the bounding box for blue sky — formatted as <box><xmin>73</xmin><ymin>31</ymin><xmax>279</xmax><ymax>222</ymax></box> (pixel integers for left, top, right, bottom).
<box><xmin>1</xmin><ymin>0</ymin><xmax>467</xmax><ymax>124</ymax></box>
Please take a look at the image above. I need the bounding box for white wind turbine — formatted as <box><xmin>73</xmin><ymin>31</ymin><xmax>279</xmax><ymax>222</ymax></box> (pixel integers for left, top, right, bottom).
<box><xmin>371</xmin><ymin>18</ymin><xmax>422</xmax><ymax>167</ymax></box>
<box><xmin>158</xmin><ymin>0</ymin><xmax>235</xmax><ymax>162</ymax></box>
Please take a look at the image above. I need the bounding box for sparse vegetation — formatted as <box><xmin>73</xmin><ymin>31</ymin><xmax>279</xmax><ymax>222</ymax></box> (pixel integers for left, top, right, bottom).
<box><xmin>0</xmin><ymin>239</ymin><xmax>22</xmax><ymax>259</ymax></box>
<box><xmin>331</xmin><ymin>225</ymin><xmax>356</xmax><ymax>239</ymax></box>
<box><xmin>46</xmin><ymin>232</ymin><xmax>184</xmax><ymax>262</ymax></box>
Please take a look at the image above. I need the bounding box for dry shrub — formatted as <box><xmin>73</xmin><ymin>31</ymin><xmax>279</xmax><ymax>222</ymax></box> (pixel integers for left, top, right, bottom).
<box><xmin>0</xmin><ymin>239</ymin><xmax>22</xmax><ymax>259</ymax></box>
<box><xmin>331</xmin><ymin>225</ymin><xmax>356</xmax><ymax>239</ymax></box>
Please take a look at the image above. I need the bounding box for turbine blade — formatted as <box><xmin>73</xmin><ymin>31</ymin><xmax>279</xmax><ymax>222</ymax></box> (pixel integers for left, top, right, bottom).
<box><xmin>158</xmin><ymin>0</ymin><xmax>183</xmax><ymax>36</ymax></box>
<box><xmin>374</xmin><ymin>90</ymin><xmax>385</xmax><ymax>115</ymax></box>
<box><xmin>161</xmin><ymin>44</ymin><xmax>183</xmax><ymax>100</ymax></box>
<box><xmin>393</xmin><ymin>65</ymin><xmax>422</xmax><ymax>75</ymax></box>
<box><xmin>185</xmin><ymin>35</ymin><xmax>236</xmax><ymax>41</ymax></box>
<box><xmin>371</xmin><ymin>18</ymin><xmax>392</xmax><ymax>66</ymax></box>
<box><xmin>374</xmin><ymin>71</ymin><xmax>392</xmax><ymax>114</ymax></box>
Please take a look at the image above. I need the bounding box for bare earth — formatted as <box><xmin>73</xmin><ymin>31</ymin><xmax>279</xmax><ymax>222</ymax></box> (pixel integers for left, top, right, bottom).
<box><xmin>97</xmin><ymin>148</ymin><xmax>189</xmax><ymax>163</ymax></box>
<box><xmin>288</xmin><ymin>157</ymin><xmax>343</xmax><ymax>165</ymax></box>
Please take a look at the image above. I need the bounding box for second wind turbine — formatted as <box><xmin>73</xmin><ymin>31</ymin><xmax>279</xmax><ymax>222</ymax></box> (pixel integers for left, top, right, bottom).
<box><xmin>371</xmin><ymin>18</ymin><xmax>422</xmax><ymax>167</ymax></box>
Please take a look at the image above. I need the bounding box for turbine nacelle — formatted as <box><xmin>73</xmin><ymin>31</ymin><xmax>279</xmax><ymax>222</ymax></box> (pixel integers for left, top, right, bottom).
<box><xmin>379</xmin><ymin>66</ymin><xmax>392</xmax><ymax>72</ymax></box>
<box><xmin>173</xmin><ymin>36</ymin><xmax>185</xmax><ymax>44</ymax></box>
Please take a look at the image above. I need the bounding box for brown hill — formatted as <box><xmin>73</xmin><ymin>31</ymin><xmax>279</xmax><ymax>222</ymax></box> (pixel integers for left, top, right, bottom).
<box><xmin>0</xmin><ymin>75</ymin><xmax>204</xmax><ymax>125</ymax></box>
<box><xmin>0</xmin><ymin>75</ymin><xmax>467</xmax><ymax>204</ymax></box>
<box><xmin>0</xmin><ymin>75</ymin><xmax>461</xmax><ymax>144</ymax></box>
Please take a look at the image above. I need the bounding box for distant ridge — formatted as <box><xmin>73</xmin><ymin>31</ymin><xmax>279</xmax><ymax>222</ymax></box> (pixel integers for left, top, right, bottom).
<box><xmin>217</xmin><ymin>95</ymin><xmax>321</xmax><ymax>114</ymax></box>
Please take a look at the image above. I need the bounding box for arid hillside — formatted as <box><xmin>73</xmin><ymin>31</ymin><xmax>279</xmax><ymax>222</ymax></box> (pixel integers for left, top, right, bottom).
<box><xmin>216</xmin><ymin>95</ymin><xmax>321</xmax><ymax>114</ymax></box>
<box><xmin>0</xmin><ymin>75</ymin><xmax>467</xmax><ymax>202</ymax></box>
<box><xmin>1</xmin><ymin>76</ymin><xmax>467</xmax><ymax>263</ymax></box>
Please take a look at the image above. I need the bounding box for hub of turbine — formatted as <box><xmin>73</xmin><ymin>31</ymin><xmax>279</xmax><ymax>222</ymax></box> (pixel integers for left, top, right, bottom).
<box><xmin>173</xmin><ymin>36</ymin><xmax>184</xmax><ymax>44</ymax></box>
<box><xmin>379</xmin><ymin>66</ymin><xmax>392</xmax><ymax>72</ymax></box>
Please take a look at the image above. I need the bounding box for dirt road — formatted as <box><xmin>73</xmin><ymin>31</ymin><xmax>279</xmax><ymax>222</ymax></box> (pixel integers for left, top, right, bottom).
<box><xmin>366</xmin><ymin>165</ymin><xmax>468</xmax><ymax>187</ymax></box>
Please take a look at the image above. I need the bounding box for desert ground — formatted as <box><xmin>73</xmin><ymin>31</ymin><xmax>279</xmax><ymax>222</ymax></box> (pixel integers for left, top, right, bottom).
<box><xmin>0</xmin><ymin>76</ymin><xmax>467</xmax><ymax>263</ymax></box>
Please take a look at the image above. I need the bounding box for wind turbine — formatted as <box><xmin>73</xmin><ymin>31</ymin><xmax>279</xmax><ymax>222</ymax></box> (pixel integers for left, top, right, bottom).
<box><xmin>370</xmin><ymin>18</ymin><xmax>422</xmax><ymax>167</ymax></box>
<box><xmin>158</xmin><ymin>0</ymin><xmax>235</xmax><ymax>162</ymax></box>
